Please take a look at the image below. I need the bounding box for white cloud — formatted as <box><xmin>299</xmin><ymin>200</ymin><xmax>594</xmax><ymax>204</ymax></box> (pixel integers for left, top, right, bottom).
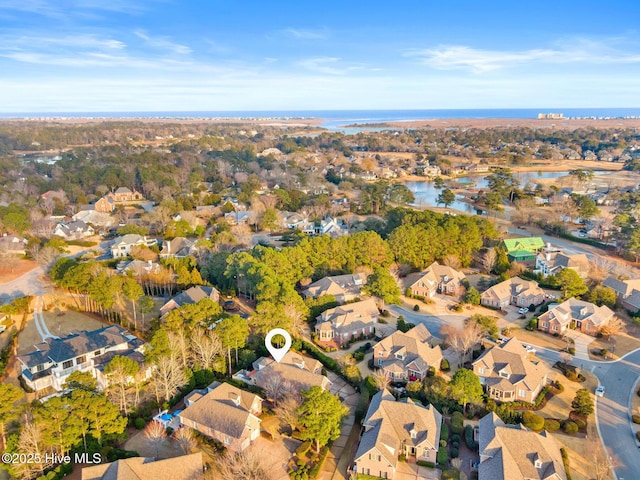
<box><xmin>282</xmin><ymin>27</ymin><xmax>329</xmax><ymax>40</ymax></box>
<box><xmin>406</xmin><ymin>38</ymin><xmax>640</xmax><ymax>73</ymax></box>
<box><xmin>134</xmin><ymin>31</ymin><xmax>192</xmax><ymax>55</ymax></box>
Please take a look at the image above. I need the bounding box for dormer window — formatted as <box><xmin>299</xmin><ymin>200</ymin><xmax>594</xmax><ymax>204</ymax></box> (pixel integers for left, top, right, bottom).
<box><xmin>410</xmin><ymin>428</ymin><xmax>417</xmax><ymax>439</ymax></box>
<box><xmin>499</xmin><ymin>370</ymin><xmax>510</xmax><ymax>379</ymax></box>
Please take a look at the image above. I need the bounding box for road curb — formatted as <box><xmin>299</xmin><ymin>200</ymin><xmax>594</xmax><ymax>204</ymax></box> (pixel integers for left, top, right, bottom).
<box><xmin>629</xmin><ymin>376</ymin><xmax>640</xmax><ymax>448</ymax></box>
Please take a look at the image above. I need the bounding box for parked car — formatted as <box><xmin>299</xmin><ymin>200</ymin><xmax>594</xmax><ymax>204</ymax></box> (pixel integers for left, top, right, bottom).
<box><xmin>595</xmin><ymin>385</ymin><xmax>605</xmax><ymax>397</ymax></box>
<box><xmin>522</xmin><ymin>344</ymin><xmax>536</xmax><ymax>354</ymax></box>
<box><xmin>223</xmin><ymin>299</ymin><xmax>239</xmax><ymax>311</ymax></box>
<box><xmin>518</xmin><ymin>307</ymin><xmax>529</xmax><ymax>314</ymax></box>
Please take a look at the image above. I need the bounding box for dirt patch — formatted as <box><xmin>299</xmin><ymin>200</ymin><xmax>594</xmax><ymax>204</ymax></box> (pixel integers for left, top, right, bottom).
<box><xmin>124</xmin><ymin>429</ymin><xmax>185</xmax><ymax>460</ymax></box>
<box><xmin>0</xmin><ymin>259</ymin><xmax>38</xmax><ymax>284</ymax></box>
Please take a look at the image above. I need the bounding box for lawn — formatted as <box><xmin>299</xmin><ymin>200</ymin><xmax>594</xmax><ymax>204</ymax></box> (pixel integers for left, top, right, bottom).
<box><xmin>588</xmin><ymin>332</ymin><xmax>640</xmax><ymax>361</ymax></box>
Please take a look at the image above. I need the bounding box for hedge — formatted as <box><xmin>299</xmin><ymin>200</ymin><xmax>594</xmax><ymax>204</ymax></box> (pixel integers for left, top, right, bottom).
<box><xmin>560</xmin><ymin>447</ymin><xmax>572</xmax><ymax>480</ymax></box>
<box><xmin>437</xmin><ymin>447</ymin><xmax>448</xmax><ymax>465</ymax></box>
<box><xmin>440</xmin><ymin>423</ymin><xmax>449</xmax><ymax>441</ymax></box>
<box><xmin>451</xmin><ymin>412</ymin><xmax>464</xmax><ymax>434</ymax></box>
<box><xmin>309</xmin><ymin>446</ymin><xmax>330</xmax><ymax>478</ymax></box>
<box><xmin>464</xmin><ymin>425</ymin><xmax>478</xmax><ymax>450</ymax></box>
<box><xmin>417</xmin><ymin>461</ymin><xmax>435</xmax><ymax>468</ymax></box>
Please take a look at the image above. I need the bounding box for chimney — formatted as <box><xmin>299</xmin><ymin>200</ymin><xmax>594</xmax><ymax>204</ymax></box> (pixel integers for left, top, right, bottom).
<box><xmin>546</xmin><ymin>253</ymin><xmax>551</xmax><ymax>261</ymax></box>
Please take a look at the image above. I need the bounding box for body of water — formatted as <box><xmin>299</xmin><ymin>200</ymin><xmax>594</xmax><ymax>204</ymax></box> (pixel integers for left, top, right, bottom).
<box><xmin>406</xmin><ymin>170</ymin><xmax>611</xmax><ymax>211</ymax></box>
<box><xmin>3</xmin><ymin>108</ymin><xmax>640</xmax><ymax>130</ymax></box>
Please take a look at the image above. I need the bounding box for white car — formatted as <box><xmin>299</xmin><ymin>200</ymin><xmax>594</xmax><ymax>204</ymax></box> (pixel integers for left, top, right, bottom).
<box><xmin>595</xmin><ymin>385</ymin><xmax>605</xmax><ymax>397</ymax></box>
<box><xmin>522</xmin><ymin>344</ymin><xmax>536</xmax><ymax>354</ymax></box>
<box><xmin>518</xmin><ymin>307</ymin><xmax>529</xmax><ymax>314</ymax></box>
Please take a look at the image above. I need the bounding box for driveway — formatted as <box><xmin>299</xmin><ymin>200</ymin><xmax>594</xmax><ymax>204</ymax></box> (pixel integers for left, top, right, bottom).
<box><xmin>387</xmin><ymin>305</ymin><xmax>466</xmax><ymax>339</ymax></box>
<box><xmin>253</xmin><ymin>436</ymin><xmax>300</xmax><ymax>480</ymax></box>
<box><xmin>0</xmin><ymin>266</ymin><xmax>47</xmax><ymax>305</ymax></box>
<box><xmin>395</xmin><ymin>461</ymin><xmax>441</xmax><ymax>480</ymax></box>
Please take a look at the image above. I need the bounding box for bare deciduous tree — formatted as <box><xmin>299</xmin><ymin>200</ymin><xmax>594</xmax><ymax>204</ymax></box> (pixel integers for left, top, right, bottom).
<box><xmin>372</xmin><ymin>370</ymin><xmax>391</xmax><ymax>391</ymax></box>
<box><xmin>190</xmin><ymin>330</ymin><xmax>223</xmax><ymax>370</ymax></box>
<box><xmin>214</xmin><ymin>448</ymin><xmax>267</xmax><ymax>480</ymax></box>
<box><xmin>152</xmin><ymin>355</ymin><xmax>187</xmax><ymax>403</ymax></box>
<box><xmin>441</xmin><ymin>322</ymin><xmax>485</xmax><ymax>367</ymax></box>
<box><xmin>274</xmin><ymin>391</ymin><xmax>302</xmax><ymax>432</ymax></box>
<box><xmin>263</xmin><ymin>376</ymin><xmax>287</xmax><ymax>407</ymax></box>
<box><xmin>482</xmin><ymin>249</ymin><xmax>497</xmax><ymax>274</ymax></box>
<box><xmin>167</xmin><ymin>330</ymin><xmax>189</xmax><ymax>369</ymax></box>
<box><xmin>585</xmin><ymin>437</ymin><xmax>620</xmax><ymax>480</ymax></box>
<box><xmin>442</xmin><ymin>254</ymin><xmax>461</xmax><ymax>270</ymax></box>
<box><xmin>600</xmin><ymin>316</ymin><xmax>625</xmax><ymax>339</ymax></box>
<box><xmin>172</xmin><ymin>426</ymin><xmax>196</xmax><ymax>455</ymax></box>
<box><xmin>144</xmin><ymin>421</ymin><xmax>167</xmax><ymax>460</ymax></box>
<box><xmin>14</xmin><ymin>416</ymin><xmax>52</xmax><ymax>479</ymax></box>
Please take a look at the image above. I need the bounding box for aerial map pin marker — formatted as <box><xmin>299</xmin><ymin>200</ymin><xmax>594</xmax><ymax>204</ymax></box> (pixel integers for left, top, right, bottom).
<box><xmin>265</xmin><ymin>328</ymin><xmax>292</xmax><ymax>363</ymax></box>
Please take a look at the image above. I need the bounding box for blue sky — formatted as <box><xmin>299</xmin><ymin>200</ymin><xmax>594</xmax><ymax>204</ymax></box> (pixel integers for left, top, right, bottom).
<box><xmin>1</xmin><ymin>0</ymin><xmax>639</xmax><ymax>112</ymax></box>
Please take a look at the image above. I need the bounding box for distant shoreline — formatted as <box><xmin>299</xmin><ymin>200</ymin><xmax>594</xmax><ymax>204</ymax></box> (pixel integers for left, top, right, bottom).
<box><xmin>1</xmin><ymin>114</ymin><xmax>639</xmax><ymax>130</ymax></box>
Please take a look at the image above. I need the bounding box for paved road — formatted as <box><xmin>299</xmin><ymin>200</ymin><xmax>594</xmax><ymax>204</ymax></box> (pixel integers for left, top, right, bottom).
<box><xmin>387</xmin><ymin>305</ymin><xmax>466</xmax><ymax>339</ymax></box>
<box><xmin>0</xmin><ymin>266</ymin><xmax>47</xmax><ymax>305</ymax></box>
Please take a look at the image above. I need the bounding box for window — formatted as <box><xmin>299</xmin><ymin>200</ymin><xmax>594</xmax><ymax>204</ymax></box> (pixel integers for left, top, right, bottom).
<box><xmin>552</xmin><ymin>325</ymin><xmax>558</xmax><ymax>332</ymax></box>
<box><xmin>478</xmin><ymin>367</ymin><xmax>485</xmax><ymax>375</ymax></box>
<box><xmin>378</xmin><ymin>359</ymin><xmax>384</xmax><ymax>366</ymax></box>
<box><xmin>518</xmin><ymin>389</ymin><xmax>526</xmax><ymax>398</ymax></box>
<box><xmin>36</xmin><ymin>364</ymin><xmax>45</xmax><ymax>372</ymax></box>
<box><xmin>541</xmin><ymin>322</ymin><xmax>548</xmax><ymax>328</ymax></box>
<box><xmin>94</xmin><ymin>350</ymin><xmax>101</xmax><ymax>356</ymax></box>
<box><xmin>76</xmin><ymin>355</ymin><xmax>86</xmax><ymax>365</ymax></box>
<box><xmin>62</xmin><ymin>360</ymin><xmax>73</xmax><ymax>369</ymax></box>
<box><xmin>499</xmin><ymin>371</ymin><xmax>509</xmax><ymax>378</ymax></box>
<box><xmin>224</xmin><ymin>437</ymin><xmax>231</xmax><ymax>445</ymax></box>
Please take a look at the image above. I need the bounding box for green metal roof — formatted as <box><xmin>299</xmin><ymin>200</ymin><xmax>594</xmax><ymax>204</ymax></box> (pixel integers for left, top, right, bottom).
<box><xmin>502</xmin><ymin>237</ymin><xmax>545</xmax><ymax>254</ymax></box>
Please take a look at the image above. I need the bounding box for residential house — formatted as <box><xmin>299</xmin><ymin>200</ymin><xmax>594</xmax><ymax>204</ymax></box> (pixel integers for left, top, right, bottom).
<box><xmin>160</xmin><ymin>286</ymin><xmax>220</xmax><ymax>317</ymax></box>
<box><xmin>472</xmin><ymin>338</ymin><xmax>548</xmax><ymax>403</ymax></box>
<box><xmin>537</xmin><ymin>298</ymin><xmax>614</xmax><ymax>336</ymax></box>
<box><xmin>110</xmin><ymin>234</ymin><xmax>157</xmax><ymax>258</ymax></box>
<box><xmin>224</xmin><ymin>210</ymin><xmax>255</xmax><ymax>226</ymax></box>
<box><xmin>501</xmin><ymin>237</ymin><xmax>545</xmax><ymax>263</ymax></box>
<box><xmin>480</xmin><ymin>278</ymin><xmax>545</xmax><ymax>310</ymax></box>
<box><xmin>108</xmin><ymin>187</ymin><xmax>145</xmax><ymax>203</ymax></box>
<box><xmin>159</xmin><ymin>236</ymin><xmax>198</xmax><ymax>259</ymax></box>
<box><xmin>478</xmin><ymin>412</ymin><xmax>567</xmax><ymax>480</ymax></box>
<box><xmin>72</xmin><ymin>209</ymin><xmax>115</xmax><ymax>227</ymax></box>
<box><xmin>40</xmin><ymin>189</ymin><xmax>68</xmax><ymax>203</ymax></box>
<box><xmin>53</xmin><ymin>221</ymin><xmax>95</xmax><ymax>240</ymax></box>
<box><xmin>407</xmin><ymin>262</ymin><xmax>466</xmax><ymax>299</ymax></box>
<box><xmin>535</xmin><ymin>248</ymin><xmax>589</xmax><ymax>278</ymax></box>
<box><xmin>353</xmin><ymin>389</ymin><xmax>442</xmax><ymax>479</ymax></box>
<box><xmin>279</xmin><ymin>211</ymin><xmax>307</xmax><ymax>230</ymax></box>
<box><xmin>315</xmin><ymin>298</ymin><xmax>379</xmax><ymax>346</ymax></box>
<box><xmin>17</xmin><ymin>325</ymin><xmax>147</xmax><ymax>392</ymax></box>
<box><xmin>303</xmin><ymin>273</ymin><xmax>367</xmax><ymax>303</ymax></box>
<box><xmin>373</xmin><ymin>324</ymin><xmax>442</xmax><ymax>382</ymax></box>
<box><xmin>0</xmin><ymin>234</ymin><xmax>28</xmax><ymax>255</ymax></box>
<box><xmin>466</xmin><ymin>163</ymin><xmax>490</xmax><ymax>173</ymax></box>
<box><xmin>93</xmin><ymin>196</ymin><xmax>116</xmax><ymax>213</ymax></box>
<box><xmin>116</xmin><ymin>259</ymin><xmax>162</xmax><ymax>277</ymax></box>
<box><xmin>235</xmin><ymin>351</ymin><xmax>332</xmax><ymax>392</ymax></box>
<box><xmin>179</xmin><ymin>381</ymin><xmax>262</xmax><ymax>452</ymax></box>
<box><xmin>603</xmin><ymin>276</ymin><xmax>640</xmax><ymax>302</ymax></box>
<box><xmin>621</xmin><ymin>290</ymin><xmax>640</xmax><ymax>313</ymax></box>
<box><xmin>81</xmin><ymin>453</ymin><xmax>203</xmax><ymax>480</ymax></box>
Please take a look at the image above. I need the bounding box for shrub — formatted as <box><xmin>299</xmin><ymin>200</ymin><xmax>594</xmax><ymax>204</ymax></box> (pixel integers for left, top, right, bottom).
<box><xmin>437</xmin><ymin>447</ymin><xmax>448</xmax><ymax>465</ymax></box>
<box><xmin>450</xmin><ymin>433</ymin><xmax>461</xmax><ymax>445</ymax></box>
<box><xmin>571</xmin><ymin>416</ymin><xmax>587</xmax><ymax>430</ymax></box>
<box><xmin>522</xmin><ymin>411</ymin><xmax>545</xmax><ymax>431</ymax></box>
<box><xmin>442</xmin><ymin>470</ymin><xmax>460</xmax><ymax>480</ymax></box>
<box><xmin>464</xmin><ymin>425</ymin><xmax>478</xmax><ymax>450</ymax></box>
<box><xmin>450</xmin><ymin>447</ymin><xmax>459</xmax><ymax>458</ymax></box>
<box><xmin>296</xmin><ymin>442</ymin><xmax>312</xmax><ymax>457</ymax></box>
<box><xmin>563</xmin><ymin>421</ymin><xmax>579</xmax><ymax>434</ymax></box>
<box><xmin>543</xmin><ymin>419</ymin><xmax>560</xmax><ymax>431</ymax></box>
<box><xmin>398</xmin><ymin>454</ymin><xmax>406</xmax><ymax>462</ymax></box>
<box><xmin>440</xmin><ymin>422</ymin><xmax>449</xmax><ymax>441</ymax></box>
<box><xmin>417</xmin><ymin>461</ymin><xmax>435</xmax><ymax>468</ymax></box>
<box><xmin>451</xmin><ymin>412</ymin><xmax>464</xmax><ymax>434</ymax></box>
<box><xmin>413</xmin><ymin>304</ymin><xmax>420</xmax><ymax>311</ymax></box>
<box><xmin>353</xmin><ymin>351</ymin><xmax>365</xmax><ymax>362</ymax></box>
<box><xmin>134</xmin><ymin>418</ymin><xmax>146</xmax><ymax>430</ymax></box>
<box><xmin>441</xmin><ymin>358</ymin><xmax>450</xmax><ymax>371</ymax></box>
<box><xmin>633</xmin><ymin>415</ymin><xmax>640</xmax><ymax>424</ymax></box>
<box><xmin>440</xmin><ymin>440</ymin><xmax>447</xmax><ymax>448</ymax></box>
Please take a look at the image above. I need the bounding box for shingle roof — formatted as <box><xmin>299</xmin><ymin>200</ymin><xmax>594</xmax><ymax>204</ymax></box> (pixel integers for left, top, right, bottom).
<box><xmin>251</xmin><ymin>352</ymin><xmax>329</xmax><ymax>391</ymax></box>
<box><xmin>81</xmin><ymin>452</ymin><xmax>203</xmax><ymax>480</ymax></box>
<box><xmin>357</xmin><ymin>389</ymin><xmax>442</xmax><ymax>469</ymax></box>
<box><xmin>408</xmin><ymin>262</ymin><xmax>466</xmax><ymax>291</ymax></box>
<box><xmin>315</xmin><ymin>298</ymin><xmax>379</xmax><ymax>334</ymax></box>
<box><xmin>375</xmin><ymin>324</ymin><xmax>443</xmax><ymax>374</ymax></box>
<box><xmin>178</xmin><ymin>382</ymin><xmax>261</xmax><ymax>440</ymax></box>
<box><xmin>478</xmin><ymin>413</ymin><xmax>567</xmax><ymax>480</ymax></box>
<box><xmin>539</xmin><ymin>298</ymin><xmax>614</xmax><ymax>328</ymax></box>
<box><xmin>481</xmin><ymin>277</ymin><xmax>544</xmax><ymax>304</ymax></box>
<box><xmin>304</xmin><ymin>273</ymin><xmax>367</xmax><ymax>299</ymax></box>
<box><xmin>18</xmin><ymin>325</ymin><xmax>133</xmax><ymax>367</ymax></box>
<box><xmin>473</xmin><ymin>338</ymin><xmax>548</xmax><ymax>396</ymax></box>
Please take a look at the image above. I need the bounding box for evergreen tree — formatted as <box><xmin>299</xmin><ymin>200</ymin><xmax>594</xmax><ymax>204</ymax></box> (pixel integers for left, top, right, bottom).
<box><xmin>296</xmin><ymin>386</ymin><xmax>348</xmax><ymax>453</ymax></box>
